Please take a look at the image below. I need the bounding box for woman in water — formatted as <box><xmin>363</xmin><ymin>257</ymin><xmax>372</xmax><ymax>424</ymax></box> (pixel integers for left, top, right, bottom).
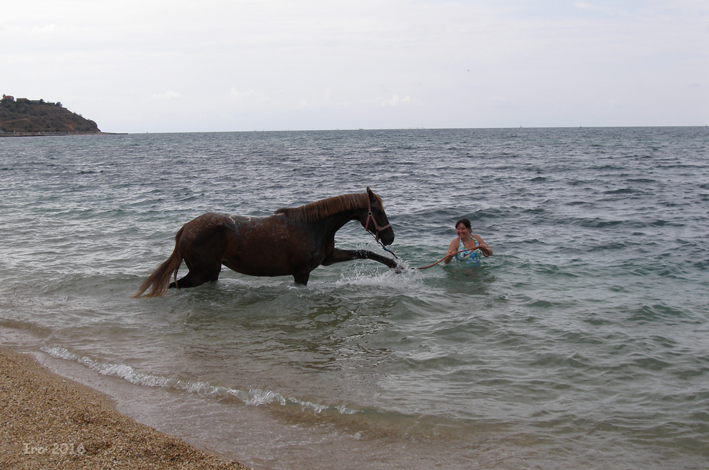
<box><xmin>443</xmin><ymin>218</ymin><xmax>492</xmax><ymax>265</ymax></box>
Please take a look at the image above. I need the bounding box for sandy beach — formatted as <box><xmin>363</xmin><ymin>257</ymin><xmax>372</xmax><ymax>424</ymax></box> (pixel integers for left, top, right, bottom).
<box><xmin>0</xmin><ymin>347</ymin><xmax>250</xmax><ymax>470</ymax></box>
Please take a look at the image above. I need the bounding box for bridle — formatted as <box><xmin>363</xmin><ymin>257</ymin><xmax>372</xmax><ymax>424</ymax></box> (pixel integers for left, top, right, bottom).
<box><xmin>364</xmin><ymin>196</ymin><xmax>398</xmax><ymax>259</ymax></box>
<box><xmin>364</xmin><ymin>196</ymin><xmax>391</xmax><ymax>240</ymax></box>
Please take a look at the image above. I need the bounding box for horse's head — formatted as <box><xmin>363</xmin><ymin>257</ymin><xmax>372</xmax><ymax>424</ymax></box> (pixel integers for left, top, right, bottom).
<box><xmin>362</xmin><ymin>187</ymin><xmax>395</xmax><ymax>246</ymax></box>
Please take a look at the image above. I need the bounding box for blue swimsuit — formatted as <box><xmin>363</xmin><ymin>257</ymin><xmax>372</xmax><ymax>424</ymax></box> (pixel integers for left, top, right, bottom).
<box><xmin>455</xmin><ymin>238</ymin><xmax>481</xmax><ymax>265</ymax></box>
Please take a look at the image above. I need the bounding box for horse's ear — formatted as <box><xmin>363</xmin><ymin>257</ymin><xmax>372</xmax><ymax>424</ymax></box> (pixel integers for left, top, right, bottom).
<box><xmin>366</xmin><ymin>187</ymin><xmax>373</xmax><ymax>198</ymax></box>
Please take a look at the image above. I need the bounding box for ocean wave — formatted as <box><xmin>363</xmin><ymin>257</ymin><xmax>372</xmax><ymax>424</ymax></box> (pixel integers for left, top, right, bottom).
<box><xmin>40</xmin><ymin>346</ymin><xmax>357</xmax><ymax>415</ymax></box>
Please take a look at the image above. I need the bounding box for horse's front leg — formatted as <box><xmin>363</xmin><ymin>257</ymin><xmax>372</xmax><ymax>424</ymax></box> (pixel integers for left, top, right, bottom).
<box><xmin>322</xmin><ymin>248</ymin><xmax>398</xmax><ymax>269</ymax></box>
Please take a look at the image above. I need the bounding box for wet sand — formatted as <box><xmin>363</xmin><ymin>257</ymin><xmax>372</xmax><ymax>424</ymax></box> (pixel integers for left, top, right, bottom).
<box><xmin>0</xmin><ymin>347</ymin><xmax>250</xmax><ymax>470</ymax></box>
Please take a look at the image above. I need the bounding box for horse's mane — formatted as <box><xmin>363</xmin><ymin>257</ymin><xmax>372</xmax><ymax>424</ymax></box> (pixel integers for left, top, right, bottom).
<box><xmin>275</xmin><ymin>192</ymin><xmax>380</xmax><ymax>223</ymax></box>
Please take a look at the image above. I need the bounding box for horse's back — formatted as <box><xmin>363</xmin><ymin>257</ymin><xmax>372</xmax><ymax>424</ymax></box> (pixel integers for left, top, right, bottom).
<box><xmin>222</xmin><ymin>214</ymin><xmax>317</xmax><ymax>276</ymax></box>
<box><xmin>179</xmin><ymin>212</ymin><xmax>235</xmax><ymax>244</ymax></box>
<box><xmin>179</xmin><ymin>212</ymin><xmax>314</xmax><ymax>277</ymax></box>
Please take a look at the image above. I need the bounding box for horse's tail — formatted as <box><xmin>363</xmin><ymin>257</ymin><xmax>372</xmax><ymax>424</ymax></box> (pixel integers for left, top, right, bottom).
<box><xmin>132</xmin><ymin>227</ymin><xmax>185</xmax><ymax>298</ymax></box>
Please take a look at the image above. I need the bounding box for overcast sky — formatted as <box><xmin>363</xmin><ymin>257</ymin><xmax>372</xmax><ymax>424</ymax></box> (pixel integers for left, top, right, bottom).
<box><xmin>2</xmin><ymin>0</ymin><xmax>707</xmax><ymax>133</ymax></box>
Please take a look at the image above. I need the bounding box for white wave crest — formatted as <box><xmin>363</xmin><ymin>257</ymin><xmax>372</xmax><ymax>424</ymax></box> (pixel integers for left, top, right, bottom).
<box><xmin>40</xmin><ymin>345</ymin><xmax>356</xmax><ymax>415</ymax></box>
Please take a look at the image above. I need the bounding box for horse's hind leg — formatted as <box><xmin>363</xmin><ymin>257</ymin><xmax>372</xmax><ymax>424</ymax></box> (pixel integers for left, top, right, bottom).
<box><xmin>168</xmin><ymin>214</ymin><xmax>227</xmax><ymax>290</ymax></box>
<box><xmin>169</xmin><ymin>262</ymin><xmax>222</xmax><ymax>289</ymax></box>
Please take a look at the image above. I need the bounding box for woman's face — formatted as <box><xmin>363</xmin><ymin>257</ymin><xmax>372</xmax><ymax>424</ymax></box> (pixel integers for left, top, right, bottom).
<box><xmin>456</xmin><ymin>223</ymin><xmax>471</xmax><ymax>239</ymax></box>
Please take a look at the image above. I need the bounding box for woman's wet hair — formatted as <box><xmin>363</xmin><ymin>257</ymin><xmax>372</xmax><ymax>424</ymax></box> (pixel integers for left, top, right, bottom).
<box><xmin>455</xmin><ymin>218</ymin><xmax>472</xmax><ymax>230</ymax></box>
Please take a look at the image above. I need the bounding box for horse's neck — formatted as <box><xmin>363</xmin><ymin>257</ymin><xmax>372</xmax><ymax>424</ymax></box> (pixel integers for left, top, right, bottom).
<box><xmin>315</xmin><ymin>207</ymin><xmax>365</xmax><ymax>237</ymax></box>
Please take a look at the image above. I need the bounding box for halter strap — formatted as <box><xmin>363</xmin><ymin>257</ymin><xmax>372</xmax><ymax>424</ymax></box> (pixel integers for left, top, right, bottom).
<box><xmin>362</xmin><ymin>193</ymin><xmax>399</xmax><ymax>260</ymax></box>
<box><xmin>364</xmin><ymin>195</ymin><xmax>391</xmax><ymax>239</ymax></box>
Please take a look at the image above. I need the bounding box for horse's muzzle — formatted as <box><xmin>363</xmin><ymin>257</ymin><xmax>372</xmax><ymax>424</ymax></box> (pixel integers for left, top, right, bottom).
<box><xmin>379</xmin><ymin>229</ymin><xmax>395</xmax><ymax>246</ymax></box>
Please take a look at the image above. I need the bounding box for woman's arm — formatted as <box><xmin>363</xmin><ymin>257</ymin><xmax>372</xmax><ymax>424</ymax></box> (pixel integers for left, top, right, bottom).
<box><xmin>472</xmin><ymin>235</ymin><xmax>492</xmax><ymax>257</ymax></box>
<box><xmin>443</xmin><ymin>238</ymin><xmax>459</xmax><ymax>264</ymax></box>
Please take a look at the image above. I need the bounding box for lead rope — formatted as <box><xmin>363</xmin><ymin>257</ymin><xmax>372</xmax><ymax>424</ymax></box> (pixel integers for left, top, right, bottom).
<box><xmin>368</xmin><ymin>230</ymin><xmax>399</xmax><ymax>260</ymax></box>
<box><xmin>412</xmin><ymin>249</ymin><xmax>474</xmax><ymax>270</ymax></box>
<box><xmin>365</xmin><ymin>198</ymin><xmax>474</xmax><ymax>269</ymax></box>
<box><xmin>369</xmin><ymin>232</ymin><xmax>485</xmax><ymax>270</ymax></box>
<box><xmin>368</xmin><ymin>230</ymin><xmax>475</xmax><ymax>271</ymax></box>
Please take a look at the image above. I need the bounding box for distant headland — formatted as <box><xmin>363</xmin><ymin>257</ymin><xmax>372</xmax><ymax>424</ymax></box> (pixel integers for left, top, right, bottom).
<box><xmin>0</xmin><ymin>94</ymin><xmax>101</xmax><ymax>136</ymax></box>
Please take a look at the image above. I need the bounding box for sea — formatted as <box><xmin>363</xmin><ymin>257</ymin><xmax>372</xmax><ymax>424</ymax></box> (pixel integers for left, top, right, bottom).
<box><xmin>1</xmin><ymin>127</ymin><xmax>707</xmax><ymax>469</ymax></box>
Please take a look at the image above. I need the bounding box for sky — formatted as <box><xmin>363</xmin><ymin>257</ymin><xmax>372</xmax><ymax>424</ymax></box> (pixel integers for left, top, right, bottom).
<box><xmin>2</xmin><ymin>0</ymin><xmax>707</xmax><ymax>133</ymax></box>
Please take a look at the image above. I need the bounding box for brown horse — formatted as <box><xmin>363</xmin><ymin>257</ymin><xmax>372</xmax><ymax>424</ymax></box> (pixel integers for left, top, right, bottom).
<box><xmin>132</xmin><ymin>188</ymin><xmax>397</xmax><ymax>298</ymax></box>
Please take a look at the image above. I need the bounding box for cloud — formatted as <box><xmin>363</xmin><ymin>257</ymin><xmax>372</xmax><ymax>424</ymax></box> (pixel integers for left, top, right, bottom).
<box><xmin>225</xmin><ymin>88</ymin><xmax>276</xmax><ymax>111</ymax></box>
<box><xmin>573</xmin><ymin>1</ymin><xmax>628</xmax><ymax>17</ymax></box>
<box><xmin>3</xmin><ymin>0</ymin><xmax>705</xmax><ymax>131</ymax></box>
<box><xmin>227</xmin><ymin>88</ymin><xmax>256</xmax><ymax>101</ymax></box>
<box><xmin>30</xmin><ymin>23</ymin><xmax>58</xmax><ymax>35</ymax></box>
<box><xmin>381</xmin><ymin>95</ymin><xmax>411</xmax><ymax>107</ymax></box>
<box><xmin>151</xmin><ymin>91</ymin><xmax>181</xmax><ymax>100</ymax></box>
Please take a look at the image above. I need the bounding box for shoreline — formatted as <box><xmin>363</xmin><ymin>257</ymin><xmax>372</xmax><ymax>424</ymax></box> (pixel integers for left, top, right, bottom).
<box><xmin>0</xmin><ymin>131</ymin><xmax>126</xmax><ymax>137</ymax></box>
<box><xmin>0</xmin><ymin>347</ymin><xmax>250</xmax><ymax>470</ymax></box>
